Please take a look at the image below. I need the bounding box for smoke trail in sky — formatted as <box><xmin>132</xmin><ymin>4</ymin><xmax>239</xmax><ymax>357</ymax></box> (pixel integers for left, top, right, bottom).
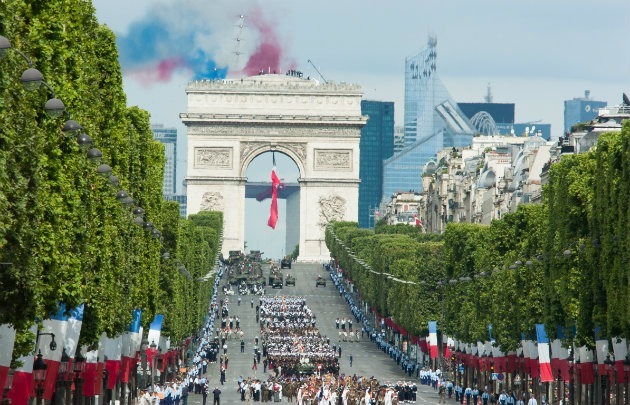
<box><xmin>242</xmin><ymin>5</ymin><xmax>288</xmax><ymax>76</ymax></box>
<box><xmin>115</xmin><ymin>0</ymin><xmax>291</xmax><ymax>85</ymax></box>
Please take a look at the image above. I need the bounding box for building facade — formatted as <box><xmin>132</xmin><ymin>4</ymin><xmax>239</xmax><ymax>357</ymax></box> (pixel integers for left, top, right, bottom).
<box><xmin>358</xmin><ymin>100</ymin><xmax>394</xmax><ymax>228</ymax></box>
<box><xmin>151</xmin><ymin>124</ymin><xmax>178</xmax><ymax>195</ymax></box>
<box><xmin>563</xmin><ymin>90</ymin><xmax>607</xmax><ymax>134</ymax></box>
<box><xmin>418</xmin><ymin>135</ymin><xmax>550</xmax><ymax>233</ymax></box>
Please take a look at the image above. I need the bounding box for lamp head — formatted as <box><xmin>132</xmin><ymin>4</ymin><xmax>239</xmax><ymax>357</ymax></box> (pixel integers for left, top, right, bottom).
<box><xmin>20</xmin><ymin>68</ymin><xmax>44</xmax><ymax>91</ymax></box>
<box><xmin>76</xmin><ymin>133</ymin><xmax>93</xmax><ymax>151</ymax></box>
<box><xmin>44</xmin><ymin>98</ymin><xmax>65</xmax><ymax>118</ymax></box>
<box><xmin>62</xmin><ymin>120</ymin><xmax>83</xmax><ymax>134</ymax></box>
<box><xmin>87</xmin><ymin>148</ymin><xmax>103</xmax><ymax>162</ymax></box>
<box><xmin>0</xmin><ymin>35</ymin><xmax>11</xmax><ymax>59</ymax></box>
<box><xmin>97</xmin><ymin>164</ymin><xmax>112</xmax><ymax>177</ymax></box>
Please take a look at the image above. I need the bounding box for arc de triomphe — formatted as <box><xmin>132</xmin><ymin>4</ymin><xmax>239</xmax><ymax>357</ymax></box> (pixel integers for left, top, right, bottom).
<box><xmin>181</xmin><ymin>74</ymin><xmax>366</xmax><ymax>261</ymax></box>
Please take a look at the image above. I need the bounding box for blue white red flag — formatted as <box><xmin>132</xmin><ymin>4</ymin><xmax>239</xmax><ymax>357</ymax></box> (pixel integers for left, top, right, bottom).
<box><xmin>536</xmin><ymin>324</ymin><xmax>554</xmax><ymax>382</ymax></box>
<box><xmin>428</xmin><ymin>321</ymin><xmax>438</xmax><ymax>359</ymax></box>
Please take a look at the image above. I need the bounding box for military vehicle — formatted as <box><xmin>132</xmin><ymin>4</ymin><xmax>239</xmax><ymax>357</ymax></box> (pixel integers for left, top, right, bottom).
<box><xmin>280</xmin><ymin>257</ymin><xmax>292</xmax><ymax>269</ymax></box>
<box><xmin>315</xmin><ymin>275</ymin><xmax>326</xmax><ymax>287</ymax></box>
<box><xmin>271</xmin><ymin>273</ymin><xmax>283</xmax><ymax>289</ymax></box>
<box><xmin>248</xmin><ymin>250</ymin><xmax>263</xmax><ymax>262</ymax></box>
<box><xmin>269</xmin><ymin>265</ymin><xmax>283</xmax><ymax>288</ymax></box>
<box><xmin>285</xmin><ymin>274</ymin><xmax>296</xmax><ymax>286</ymax></box>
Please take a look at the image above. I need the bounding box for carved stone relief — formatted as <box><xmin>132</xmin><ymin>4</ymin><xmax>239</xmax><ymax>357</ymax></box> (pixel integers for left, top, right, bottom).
<box><xmin>194</xmin><ymin>147</ymin><xmax>232</xmax><ymax>168</ymax></box>
<box><xmin>318</xmin><ymin>195</ymin><xmax>346</xmax><ymax>228</ymax></box>
<box><xmin>187</xmin><ymin>124</ymin><xmax>358</xmax><ymax>138</ymax></box>
<box><xmin>314</xmin><ymin>149</ymin><xmax>352</xmax><ymax>170</ymax></box>
<box><xmin>240</xmin><ymin>142</ymin><xmax>268</xmax><ymax>161</ymax></box>
<box><xmin>199</xmin><ymin>192</ymin><xmax>224</xmax><ymax>212</ymax></box>
<box><xmin>240</xmin><ymin>142</ymin><xmax>306</xmax><ymax>163</ymax></box>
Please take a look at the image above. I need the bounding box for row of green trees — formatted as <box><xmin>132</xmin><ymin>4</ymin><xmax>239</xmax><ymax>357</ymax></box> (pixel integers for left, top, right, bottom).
<box><xmin>0</xmin><ymin>1</ymin><xmax>221</xmax><ymax>361</ymax></box>
<box><xmin>326</xmin><ymin>122</ymin><xmax>630</xmax><ymax>351</ymax></box>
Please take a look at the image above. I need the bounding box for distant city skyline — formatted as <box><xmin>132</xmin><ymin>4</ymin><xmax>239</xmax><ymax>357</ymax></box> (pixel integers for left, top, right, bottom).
<box><xmin>93</xmin><ymin>0</ymin><xmax>628</xmax><ymax>141</ymax></box>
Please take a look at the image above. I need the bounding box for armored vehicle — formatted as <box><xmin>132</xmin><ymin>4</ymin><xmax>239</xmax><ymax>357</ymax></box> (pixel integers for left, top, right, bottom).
<box><xmin>285</xmin><ymin>274</ymin><xmax>296</xmax><ymax>286</ymax></box>
<box><xmin>315</xmin><ymin>275</ymin><xmax>326</xmax><ymax>287</ymax></box>
<box><xmin>280</xmin><ymin>257</ymin><xmax>292</xmax><ymax>269</ymax></box>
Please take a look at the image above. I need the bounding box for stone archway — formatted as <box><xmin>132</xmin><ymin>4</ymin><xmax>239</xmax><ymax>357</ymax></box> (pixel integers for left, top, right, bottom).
<box><xmin>181</xmin><ymin>74</ymin><xmax>366</xmax><ymax>261</ymax></box>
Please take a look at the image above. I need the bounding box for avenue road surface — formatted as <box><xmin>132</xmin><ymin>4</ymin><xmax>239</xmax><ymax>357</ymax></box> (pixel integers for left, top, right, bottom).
<box><xmin>186</xmin><ymin>261</ymin><xmax>443</xmax><ymax>404</ymax></box>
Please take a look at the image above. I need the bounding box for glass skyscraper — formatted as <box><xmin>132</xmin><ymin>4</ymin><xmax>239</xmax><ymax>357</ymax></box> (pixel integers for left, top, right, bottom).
<box><xmin>151</xmin><ymin>124</ymin><xmax>178</xmax><ymax>196</ymax></box>
<box><xmin>383</xmin><ymin>36</ymin><xmax>474</xmax><ymax>199</ymax></box>
<box><xmin>359</xmin><ymin>100</ymin><xmax>394</xmax><ymax>228</ymax></box>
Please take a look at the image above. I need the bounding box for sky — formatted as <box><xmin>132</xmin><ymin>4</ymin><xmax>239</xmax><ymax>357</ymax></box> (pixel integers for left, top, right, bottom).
<box><xmin>92</xmin><ymin>0</ymin><xmax>629</xmax><ymax>257</ymax></box>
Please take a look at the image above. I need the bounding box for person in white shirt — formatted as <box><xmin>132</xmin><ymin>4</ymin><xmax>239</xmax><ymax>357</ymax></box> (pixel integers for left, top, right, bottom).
<box><xmin>527</xmin><ymin>397</ymin><xmax>538</xmax><ymax>405</ymax></box>
<box><xmin>139</xmin><ymin>389</ymin><xmax>152</xmax><ymax>405</ymax></box>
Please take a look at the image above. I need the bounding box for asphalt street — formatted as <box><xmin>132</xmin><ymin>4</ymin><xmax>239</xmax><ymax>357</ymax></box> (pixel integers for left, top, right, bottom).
<box><xmin>186</xmin><ymin>261</ymin><xmax>444</xmax><ymax>404</ymax></box>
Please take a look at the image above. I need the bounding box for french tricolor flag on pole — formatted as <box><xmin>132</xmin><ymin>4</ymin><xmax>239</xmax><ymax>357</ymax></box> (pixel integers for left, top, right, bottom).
<box><xmin>428</xmin><ymin>321</ymin><xmax>438</xmax><ymax>359</ymax></box>
<box><xmin>103</xmin><ymin>335</ymin><xmax>123</xmax><ymax>390</ymax></box>
<box><xmin>612</xmin><ymin>338</ymin><xmax>628</xmax><ymax>383</ymax></box>
<box><xmin>147</xmin><ymin>315</ymin><xmax>164</xmax><ymax>366</ymax></box>
<box><xmin>82</xmin><ymin>348</ymin><xmax>100</xmax><ymax>397</ymax></box>
<box><xmin>38</xmin><ymin>305</ymin><xmax>71</xmax><ymax>400</ymax></box>
<box><xmin>147</xmin><ymin>314</ymin><xmax>163</xmax><ymax>348</ymax></box>
<box><xmin>121</xmin><ymin>309</ymin><xmax>142</xmax><ymax>383</ymax></box>
<box><xmin>8</xmin><ymin>325</ymin><xmax>37</xmax><ymax>405</ymax></box>
<box><xmin>64</xmin><ymin>304</ymin><xmax>84</xmax><ymax>358</ymax></box>
<box><xmin>0</xmin><ymin>324</ymin><xmax>17</xmax><ymax>397</ymax></box>
<box><xmin>535</xmin><ymin>324</ymin><xmax>554</xmax><ymax>382</ymax></box>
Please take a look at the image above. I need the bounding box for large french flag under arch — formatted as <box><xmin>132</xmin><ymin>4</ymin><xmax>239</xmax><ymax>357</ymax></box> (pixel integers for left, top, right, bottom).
<box><xmin>267</xmin><ymin>165</ymin><xmax>281</xmax><ymax>229</ymax></box>
<box><xmin>536</xmin><ymin>324</ymin><xmax>554</xmax><ymax>382</ymax></box>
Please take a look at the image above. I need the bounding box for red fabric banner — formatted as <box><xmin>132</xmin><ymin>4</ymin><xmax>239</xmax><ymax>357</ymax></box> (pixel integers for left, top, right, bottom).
<box><xmin>83</xmin><ymin>363</ymin><xmax>97</xmax><ymax>397</ymax></box>
<box><xmin>530</xmin><ymin>359</ymin><xmax>540</xmax><ymax>378</ymax></box>
<box><xmin>105</xmin><ymin>360</ymin><xmax>120</xmax><ymax>390</ymax></box>
<box><xmin>119</xmin><ymin>357</ymin><xmax>132</xmax><ymax>384</ymax></box>
<box><xmin>7</xmin><ymin>371</ymin><xmax>33</xmax><ymax>405</ymax></box>
<box><xmin>267</xmin><ymin>167</ymin><xmax>280</xmax><ymax>229</ymax></box>
<box><xmin>40</xmin><ymin>360</ymin><xmax>60</xmax><ymax>400</ymax></box>
<box><xmin>615</xmin><ymin>361</ymin><xmax>627</xmax><ymax>383</ymax></box>
<box><xmin>578</xmin><ymin>362</ymin><xmax>595</xmax><ymax>384</ymax></box>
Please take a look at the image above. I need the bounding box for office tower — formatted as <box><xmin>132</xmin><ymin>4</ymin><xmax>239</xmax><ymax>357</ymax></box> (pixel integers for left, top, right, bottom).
<box><xmin>151</xmin><ymin>124</ymin><xmax>177</xmax><ymax>195</ymax></box>
<box><xmin>383</xmin><ymin>36</ymin><xmax>474</xmax><ymax>199</ymax></box>
<box><xmin>564</xmin><ymin>90</ymin><xmax>606</xmax><ymax>134</ymax></box>
<box><xmin>359</xmin><ymin>100</ymin><xmax>394</xmax><ymax>228</ymax></box>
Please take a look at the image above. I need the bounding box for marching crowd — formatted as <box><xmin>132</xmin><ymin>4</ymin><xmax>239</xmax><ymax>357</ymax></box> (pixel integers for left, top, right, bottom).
<box><xmin>137</xmin><ymin>258</ymin><xmax>540</xmax><ymax>405</ymax></box>
<box><xmin>259</xmin><ymin>296</ymin><xmax>340</xmax><ymax>376</ymax></box>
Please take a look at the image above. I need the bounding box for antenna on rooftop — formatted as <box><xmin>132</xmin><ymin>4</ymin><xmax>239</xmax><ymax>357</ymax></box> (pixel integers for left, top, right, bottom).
<box><xmin>232</xmin><ymin>14</ymin><xmax>246</xmax><ymax>68</ymax></box>
<box><xmin>307</xmin><ymin>59</ymin><xmax>327</xmax><ymax>84</ymax></box>
<box><xmin>484</xmin><ymin>82</ymin><xmax>493</xmax><ymax>103</ymax></box>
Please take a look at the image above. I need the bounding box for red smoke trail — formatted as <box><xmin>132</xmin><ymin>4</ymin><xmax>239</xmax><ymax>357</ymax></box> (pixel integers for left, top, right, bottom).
<box><xmin>128</xmin><ymin>57</ymin><xmax>188</xmax><ymax>86</ymax></box>
<box><xmin>243</xmin><ymin>6</ymin><xmax>288</xmax><ymax>76</ymax></box>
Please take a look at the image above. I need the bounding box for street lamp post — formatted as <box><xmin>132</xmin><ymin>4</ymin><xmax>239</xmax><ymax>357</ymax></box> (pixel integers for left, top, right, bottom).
<box><xmin>73</xmin><ymin>351</ymin><xmax>85</xmax><ymax>405</ymax></box>
<box><xmin>567</xmin><ymin>350</ymin><xmax>574</xmax><ymax>405</ymax></box>
<box><xmin>2</xmin><ymin>371</ymin><xmax>13</xmax><ymax>405</ymax></box>
<box><xmin>149</xmin><ymin>341</ymin><xmax>157</xmax><ymax>389</ymax></box>
<box><xmin>56</xmin><ymin>349</ymin><xmax>70</xmax><ymax>405</ymax></box>
<box><xmin>33</xmin><ymin>351</ymin><xmax>48</xmax><ymax>405</ymax></box>
<box><xmin>604</xmin><ymin>354</ymin><xmax>614</xmax><ymax>405</ymax></box>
